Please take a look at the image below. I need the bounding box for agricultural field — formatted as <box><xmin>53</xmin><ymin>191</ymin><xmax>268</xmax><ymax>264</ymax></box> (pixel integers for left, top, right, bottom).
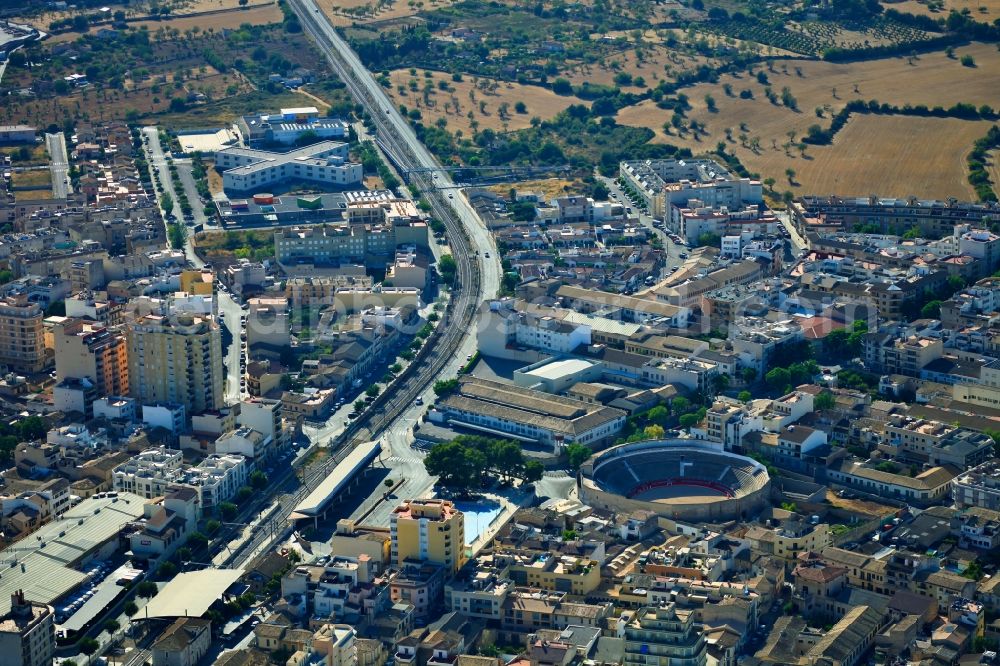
<box><xmin>385</xmin><ymin>69</ymin><xmax>585</xmax><ymax>134</ymax></box>
<box><xmin>559</xmin><ymin>44</ymin><xmax>719</xmax><ymax>93</ymax></box>
<box><xmin>0</xmin><ymin>23</ymin><xmax>347</xmax><ymax>129</ymax></box>
<box><xmin>883</xmin><ymin>0</ymin><xmax>1000</xmax><ymax>22</ymax></box>
<box><xmin>318</xmin><ymin>0</ymin><xmax>457</xmax><ymax>26</ymax></box>
<box><xmin>616</xmin><ymin>42</ymin><xmax>1000</xmax><ymax>196</ymax></box>
<box><xmin>704</xmin><ymin>15</ymin><xmax>939</xmax><ymax>57</ymax></box>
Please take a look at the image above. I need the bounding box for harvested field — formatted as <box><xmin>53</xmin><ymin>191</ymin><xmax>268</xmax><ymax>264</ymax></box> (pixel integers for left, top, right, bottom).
<box><xmin>560</xmin><ymin>44</ymin><xmax>717</xmax><ymax>92</ymax></box>
<box><xmin>131</xmin><ymin>5</ymin><xmax>283</xmax><ymax>33</ymax></box>
<box><xmin>385</xmin><ymin>69</ymin><xmax>585</xmax><ymax>134</ymax></box>
<box><xmin>989</xmin><ymin>150</ymin><xmax>1000</xmax><ymax>197</ymax></box>
<box><xmin>45</xmin><ymin>4</ymin><xmax>281</xmax><ymax>43</ymax></box>
<box><xmin>617</xmin><ymin>42</ymin><xmax>1000</xmax><ymax>197</ymax></box>
<box><xmin>0</xmin><ymin>71</ymin><xmax>250</xmax><ymax>127</ymax></box>
<box><xmin>884</xmin><ymin>0</ymin><xmax>1000</xmax><ymax>22</ymax></box>
<box><xmin>317</xmin><ymin>0</ymin><xmax>457</xmax><ymax>28</ymax></box>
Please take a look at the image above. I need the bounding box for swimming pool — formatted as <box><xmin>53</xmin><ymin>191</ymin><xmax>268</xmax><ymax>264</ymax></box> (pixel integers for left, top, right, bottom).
<box><xmin>454</xmin><ymin>499</ymin><xmax>503</xmax><ymax>545</ymax></box>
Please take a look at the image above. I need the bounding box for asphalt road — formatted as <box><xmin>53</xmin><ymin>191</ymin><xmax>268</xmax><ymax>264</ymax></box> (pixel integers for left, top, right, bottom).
<box><xmin>45</xmin><ymin>132</ymin><xmax>70</xmax><ymax>199</ymax></box>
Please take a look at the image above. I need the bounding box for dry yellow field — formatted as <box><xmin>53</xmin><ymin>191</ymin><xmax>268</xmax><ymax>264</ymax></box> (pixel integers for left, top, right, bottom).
<box><xmin>317</xmin><ymin>0</ymin><xmax>456</xmax><ymax>27</ymax></box>
<box><xmin>884</xmin><ymin>0</ymin><xmax>1000</xmax><ymax>22</ymax></box>
<box><xmin>485</xmin><ymin>178</ymin><xmax>579</xmax><ymax>199</ymax></box>
<box><xmin>561</xmin><ymin>44</ymin><xmax>717</xmax><ymax>91</ymax></box>
<box><xmin>617</xmin><ymin>42</ymin><xmax>1000</xmax><ymax>198</ymax></box>
<box><xmin>46</xmin><ymin>4</ymin><xmax>283</xmax><ymax>43</ymax></box>
<box><xmin>386</xmin><ymin>69</ymin><xmax>586</xmax><ymax>134</ymax></box>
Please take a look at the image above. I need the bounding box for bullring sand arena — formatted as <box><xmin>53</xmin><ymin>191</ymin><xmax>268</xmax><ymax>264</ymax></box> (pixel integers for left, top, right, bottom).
<box><xmin>579</xmin><ymin>440</ymin><xmax>771</xmax><ymax>522</ymax></box>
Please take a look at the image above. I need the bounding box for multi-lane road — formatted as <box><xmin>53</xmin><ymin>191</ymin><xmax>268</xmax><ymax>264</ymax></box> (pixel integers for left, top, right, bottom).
<box><xmin>208</xmin><ymin>0</ymin><xmax>508</xmax><ymax>565</ymax></box>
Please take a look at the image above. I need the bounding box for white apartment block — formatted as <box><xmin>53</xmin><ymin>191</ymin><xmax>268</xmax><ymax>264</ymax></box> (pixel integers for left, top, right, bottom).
<box><xmin>619</xmin><ymin>159</ymin><xmax>762</xmax><ymax>220</ymax></box>
<box><xmin>215</xmin><ymin>141</ymin><xmax>363</xmax><ymax>194</ymax></box>
<box><xmin>112</xmin><ymin>446</ymin><xmax>247</xmax><ymax>509</ymax></box>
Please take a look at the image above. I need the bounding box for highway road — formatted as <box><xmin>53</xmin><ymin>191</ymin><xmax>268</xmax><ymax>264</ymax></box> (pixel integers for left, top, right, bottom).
<box><xmin>45</xmin><ymin>132</ymin><xmax>71</xmax><ymax>199</ymax></box>
<box><xmin>215</xmin><ymin>0</ymin><xmax>511</xmax><ymax>566</ymax></box>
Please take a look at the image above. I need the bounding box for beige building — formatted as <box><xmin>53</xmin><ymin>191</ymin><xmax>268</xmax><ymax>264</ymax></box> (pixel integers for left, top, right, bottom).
<box><xmin>126</xmin><ymin>314</ymin><xmax>224</xmax><ymax>415</ymax></box>
<box><xmin>152</xmin><ymin>617</ymin><xmax>212</xmax><ymax>666</ymax></box>
<box><xmin>0</xmin><ymin>591</ymin><xmax>55</xmax><ymax>666</ymax></box>
<box><xmin>391</xmin><ymin>499</ymin><xmax>466</xmax><ymax>574</ymax></box>
<box><xmin>0</xmin><ymin>297</ymin><xmax>45</xmax><ymax>373</ymax></box>
<box><xmin>53</xmin><ymin>317</ymin><xmax>129</xmax><ymax>397</ymax></box>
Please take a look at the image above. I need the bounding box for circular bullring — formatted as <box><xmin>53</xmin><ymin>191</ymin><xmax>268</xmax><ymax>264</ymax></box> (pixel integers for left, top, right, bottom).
<box><xmin>579</xmin><ymin>440</ymin><xmax>771</xmax><ymax>522</ymax></box>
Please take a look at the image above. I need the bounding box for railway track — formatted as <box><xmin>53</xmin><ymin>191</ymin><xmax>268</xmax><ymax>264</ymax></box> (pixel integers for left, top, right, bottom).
<box><xmin>223</xmin><ymin>0</ymin><xmax>486</xmax><ymax>567</ymax></box>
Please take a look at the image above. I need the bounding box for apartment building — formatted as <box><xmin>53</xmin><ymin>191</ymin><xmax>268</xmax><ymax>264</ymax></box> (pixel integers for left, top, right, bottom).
<box><xmin>391</xmin><ymin>499</ymin><xmax>466</xmax><ymax>574</ymax></box>
<box><xmin>126</xmin><ymin>314</ymin><xmax>224</xmax><ymax>415</ymax></box>
<box><xmin>215</xmin><ymin>141</ymin><xmax>362</xmax><ymax>194</ymax></box>
<box><xmin>112</xmin><ymin>447</ymin><xmax>247</xmax><ymax>510</ymax></box>
<box><xmin>953</xmin><ymin>459</ymin><xmax>1000</xmax><ymax>511</ymax></box>
<box><xmin>274</xmin><ymin>223</ymin><xmax>395</xmax><ymax>267</ymax></box>
<box><xmin>0</xmin><ymin>296</ymin><xmax>45</xmax><ymax>374</ymax></box>
<box><xmin>623</xmin><ymin>604</ymin><xmax>707</xmax><ymax>666</ymax></box>
<box><xmin>493</xmin><ymin>549</ymin><xmax>601</xmax><ymax>596</ymax></box>
<box><xmin>619</xmin><ymin>159</ymin><xmax>761</xmax><ymax>220</ymax></box>
<box><xmin>52</xmin><ymin>317</ymin><xmax>128</xmax><ymax>397</ymax></box>
<box><xmin>792</xmin><ymin>195</ymin><xmax>1000</xmax><ymax>239</ymax></box>
<box><xmin>0</xmin><ymin>591</ymin><xmax>55</xmax><ymax>666</ymax></box>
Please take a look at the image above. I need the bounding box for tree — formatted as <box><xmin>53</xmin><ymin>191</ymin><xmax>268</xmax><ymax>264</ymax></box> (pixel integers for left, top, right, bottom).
<box><xmin>552</xmin><ymin>78</ymin><xmax>572</xmax><ymax>95</ymax></box>
<box><xmin>514</xmin><ymin>101</ymin><xmax>527</xmax><ymax>114</ymax></box>
<box><xmin>219</xmin><ymin>502</ymin><xmax>238</xmax><ymax>519</ymax></box>
<box><xmin>104</xmin><ymin>619</ymin><xmax>121</xmax><ymax>634</ymax></box>
<box><xmin>17</xmin><ymin>415</ymin><xmax>46</xmax><ymax>441</ymax></box>
<box><xmin>704</xmin><ymin>94</ymin><xmax>717</xmax><ymax>112</ymax></box>
<box><xmin>205</xmin><ymin>519</ymin><xmax>221</xmax><ymax>534</ymax></box>
<box><xmin>647</xmin><ymin>405</ymin><xmax>669</xmax><ymax>426</ymax></box>
<box><xmin>250</xmin><ymin>470</ymin><xmax>268</xmax><ymax>490</ymax></box>
<box><xmin>433</xmin><ymin>378</ymin><xmax>459</xmax><ymax>396</ymax></box>
<box><xmin>366</xmin><ymin>385</ymin><xmax>381</xmax><ymax>398</ymax></box>
<box><xmin>742</xmin><ymin>367</ymin><xmax>757</xmax><ymax>384</ymax></box>
<box><xmin>961</xmin><ymin>54</ymin><xmax>976</xmax><ymax>67</ymax></box>
<box><xmin>765</xmin><ymin>367</ymin><xmax>791</xmax><ymax>391</ymax></box>
<box><xmin>384</xmin><ymin>478</ymin><xmax>394</xmax><ymax>488</ymax></box>
<box><xmin>738</xmin><ymin>390</ymin><xmax>752</xmax><ymax>403</ymax></box>
<box><xmin>354</xmin><ymin>399</ymin><xmax>367</xmax><ymax>412</ymax></box>
<box><xmin>815</xmin><ymin>390</ymin><xmax>836</xmax><ymax>410</ymax></box>
<box><xmin>523</xmin><ymin>460</ymin><xmax>544</xmax><ymax>483</ymax></box>
<box><xmin>679</xmin><ymin>413</ymin><xmax>701</xmax><ymax>429</ymax></box>
<box><xmin>565</xmin><ymin>443</ymin><xmax>591</xmax><ymax>471</ymax></box>
<box><xmin>438</xmin><ymin>254</ymin><xmax>457</xmax><ymax>284</ymax></box>
<box><xmin>137</xmin><ymin>581</ymin><xmax>158</xmax><ymax>598</ymax></box>
<box><xmin>235</xmin><ymin>486</ymin><xmax>253</xmax><ymax>504</ymax></box>
<box><xmin>425</xmin><ymin>440</ymin><xmax>483</xmax><ymax>489</ymax></box>
<box><xmin>643</xmin><ymin>424</ymin><xmax>665</xmax><ymax>439</ymax></box>
<box><xmin>168</xmin><ymin>223</ymin><xmax>186</xmax><ymax>249</ymax></box>
<box><xmin>712</xmin><ymin>373</ymin><xmax>730</xmax><ymax>393</ymax></box>
<box><xmin>921</xmin><ymin>300</ymin><xmax>942</xmax><ymax>319</ymax></box>
<box><xmin>80</xmin><ymin>638</ymin><xmax>100</xmax><ymax>655</ymax></box>
<box><xmin>671</xmin><ymin>396</ymin><xmax>691</xmax><ymax>414</ymax></box>
<box><xmin>124</xmin><ymin>601</ymin><xmax>139</xmax><ymax>616</ymax></box>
